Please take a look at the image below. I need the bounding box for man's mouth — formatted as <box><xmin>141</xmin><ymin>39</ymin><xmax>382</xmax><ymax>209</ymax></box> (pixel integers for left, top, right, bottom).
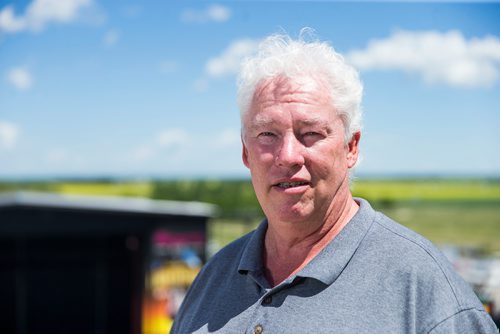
<box><xmin>275</xmin><ymin>181</ymin><xmax>309</xmax><ymax>189</ymax></box>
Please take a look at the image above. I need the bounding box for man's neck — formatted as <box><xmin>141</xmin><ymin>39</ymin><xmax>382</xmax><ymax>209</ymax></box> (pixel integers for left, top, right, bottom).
<box><xmin>263</xmin><ymin>195</ymin><xmax>359</xmax><ymax>287</ymax></box>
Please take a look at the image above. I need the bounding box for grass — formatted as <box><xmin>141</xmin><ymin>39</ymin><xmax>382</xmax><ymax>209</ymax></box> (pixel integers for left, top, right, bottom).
<box><xmin>378</xmin><ymin>202</ymin><xmax>500</xmax><ymax>253</ymax></box>
<box><xmin>208</xmin><ymin>219</ymin><xmax>260</xmax><ymax>254</ymax></box>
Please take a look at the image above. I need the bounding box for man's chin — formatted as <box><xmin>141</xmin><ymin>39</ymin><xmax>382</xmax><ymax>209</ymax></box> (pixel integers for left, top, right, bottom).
<box><xmin>269</xmin><ymin>204</ymin><xmax>313</xmax><ymax>224</ymax></box>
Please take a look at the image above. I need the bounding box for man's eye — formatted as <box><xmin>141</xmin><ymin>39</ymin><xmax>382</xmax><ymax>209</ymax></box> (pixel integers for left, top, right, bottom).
<box><xmin>301</xmin><ymin>132</ymin><xmax>323</xmax><ymax>146</ymax></box>
<box><xmin>257</xmin><ymin>132</ymin><xmax>277</xmax><ymax>144</ymax></box>
<box><xmin>303</xmin><ymin>132</ymin><xmax>320</xmax><ymax>137</ymax></box>
<box><xmin>259</xmin><ymin>132</ymin><xmax>275</xmax><ymax>137</ymax></box>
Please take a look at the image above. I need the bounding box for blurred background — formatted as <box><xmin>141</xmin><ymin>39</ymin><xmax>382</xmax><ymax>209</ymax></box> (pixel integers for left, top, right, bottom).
<box><xmin>0</xmin><ymin>1</ymin><xmax>499</xmax><ymax>333</ymax></box>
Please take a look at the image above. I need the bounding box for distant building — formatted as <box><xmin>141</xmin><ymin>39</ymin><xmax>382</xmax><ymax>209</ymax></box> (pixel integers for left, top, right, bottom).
<box><xmin>0</xmin><ymin>192</ymin><xmax>216</xmax><ymax>334</ymax></box>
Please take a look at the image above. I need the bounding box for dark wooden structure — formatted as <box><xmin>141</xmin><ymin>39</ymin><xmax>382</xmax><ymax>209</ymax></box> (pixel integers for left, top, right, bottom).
<box><xmin>0</xmin><ymin>192</ymin><xmax>215</xmax><ymax>334</ymax></box>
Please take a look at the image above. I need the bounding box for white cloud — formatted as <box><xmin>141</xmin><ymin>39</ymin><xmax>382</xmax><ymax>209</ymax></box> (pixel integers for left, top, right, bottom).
<box><xmin>205</xmin><ymin>4</ymin><xmax>231</xmax><ymax>22</ymax></box>
<box><xmin>156</xmin><ymin>128</ymin><xmax>190</xmax><ymax>148</ymax></box>
<box><xmin>127</xmin><ymin>128</ymin><xmax>246</xmax><ymax>175</ymax></box>
<box><xmin>45</xmin><ymin>148</ymin><xmax>85</xmax><ymax>167</ymax></box>
<box><xmin>214</xmin><ymin>128</ymin><xmax>241</xmax><ymax>148</ymax></box>
<box><xmin>194</xmin><ymin>38</ymin><xmax>260</xmax><ymax>92</ymax></box>
<box><xmin>0</xmin><ymin>6</ymin><xmax>25</xmax><ymax>33</ymax></box>
<box><xmin>6</xmin><ymin>67</ymin><xmax>33</xmax><ymax>91</ymax></box>
<box><xmin>347</xmin><ymin>30</ymin><xmax>500</xmax><ymax>88</ymax></box>
<box><xmin>45</xmin><ymin>148</ymin><xmax>68</xmax><ymax>164</ymax></box>
<box><xmin>131</xmin><ymin>129</ymin><xmax>191</xmax><ymax>163</ymax></box>
<box><xmin>0</xmin><ymin>121</ymin><xmax>19</xmax><ymax>150</ymax></box>
<box><xmin>0</xmin><ymin>0</ymin><xmax>92</xmax><ymax>34</ymax></box>
<box><xmin>103</xmin><ymin>28</ymin><xmax>119</xmax><ymax>46</ymax></box>
<box><xmin>181</xmin><ymin>4</ymin><xmax>231</xmax><ymax>24</ymax></box>
<box><xmin>159</xmin><ymin>60</ymin><xmax>179</xmax><ymax>74</ymax></box>
<box><xmin>121</xmin><ymin>4</ymin><xmax>142</xmax><ymax>19</ymax></box>
<box><xmin>205</xmin><ymin>39</ymin><xmax>260</xmax><ymax>77</ymax></box>
<box><xmin>193</xmin><ymin>78</ymin><xmax>209</xmax><ymax>92</ymax></box>
<box><xmin>131</xmin><ymin>145</ymin><xmax>155</xmax><ymax>162</ymax></box>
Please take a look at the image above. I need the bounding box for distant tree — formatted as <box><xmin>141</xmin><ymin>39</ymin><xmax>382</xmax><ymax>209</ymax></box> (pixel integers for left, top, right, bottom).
<box><xmin>151</xmin><ymin>179</ymin><xmax>262</xmax><ymax>219</ymax></box>
<box><xmin>0</xmin><ymin>181</ymin><xmax>55</xmax><ymax>193</ymax></box>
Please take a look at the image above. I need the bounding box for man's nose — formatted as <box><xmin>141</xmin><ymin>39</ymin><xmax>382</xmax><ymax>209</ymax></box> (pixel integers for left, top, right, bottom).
<box><xmin>275</xmin><ymin>133</ymin><xmax>305</xmax><ymax>167</ymax></box>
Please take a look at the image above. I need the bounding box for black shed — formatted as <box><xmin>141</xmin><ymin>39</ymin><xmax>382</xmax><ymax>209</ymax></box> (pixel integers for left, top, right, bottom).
<box><xmin>0</xmin><ymin>191</ymin><xmax>215</xmax><ymax>334</ymax></box>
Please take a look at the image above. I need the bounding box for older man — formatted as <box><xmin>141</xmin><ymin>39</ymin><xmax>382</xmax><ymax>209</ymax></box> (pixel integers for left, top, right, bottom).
<box><xmin>171</xmin><ymin>32</ymin><xmax>498</xmax><ymax>333</ymax></box>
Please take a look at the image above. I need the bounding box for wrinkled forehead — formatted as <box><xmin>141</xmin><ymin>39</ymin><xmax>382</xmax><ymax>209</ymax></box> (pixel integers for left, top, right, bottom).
<box><xmin>241</xmin><ymin>75</ymin><xmax>338</xmax><ymax>136</ymax></box>
<box><xmin>251</xmin><ymin>75</ymin><xmax>331</xmax><ymax>108</ymax></box>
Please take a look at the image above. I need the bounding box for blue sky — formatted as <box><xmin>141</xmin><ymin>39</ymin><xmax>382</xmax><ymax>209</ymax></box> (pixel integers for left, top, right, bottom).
<box><xmin>1</xmin><ymin>1</ymin><xmax>499</xmax><ymax>179</ymax></box>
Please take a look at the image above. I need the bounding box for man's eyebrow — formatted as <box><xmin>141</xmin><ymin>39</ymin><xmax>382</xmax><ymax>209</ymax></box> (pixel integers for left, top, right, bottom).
<box><xmin>298</xmin><ymin>117</ymin><xmax>325</xmax><ymax>126</ymax></box>
<box><xmin>247</xmin><ymin>116</ymin><xmax>331</xmax><ymax>131</ymax></box>
<box><xmin>249</xmin><ymin>116</ymin><xmax>274</xmax><ymax>129</ymax></box>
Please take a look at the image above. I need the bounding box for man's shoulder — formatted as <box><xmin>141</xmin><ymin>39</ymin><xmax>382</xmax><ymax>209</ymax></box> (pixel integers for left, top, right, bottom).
<box><xmin>353</xmin><ymin>204</ymin><xmax>450</xmax><ymax>271</ymax></box>
<box><xmin>371</xmin><ymin>211</ymin><xmax>439</xmax><ymax>256</ymax></box>
<box><xmin>368</xmin><ymin>211</ymin><xmax>456</xmax><ymax>275</ymax></box>
<box><xmin>365</xmin><ymin>210</ymin><xmax>484</xmax><ymax>311</ymax></box>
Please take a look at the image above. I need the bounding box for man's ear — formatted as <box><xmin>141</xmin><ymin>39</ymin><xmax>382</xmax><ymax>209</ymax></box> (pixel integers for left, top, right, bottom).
<box><xmin>346</xmin><ymin>131</ymin><xmax>361</xmax><ymax>168</ymax></box>
<box><xmin>242</xmin><ymin>138</ymin><xmax>250</xmax><ymax>169</ymax></box>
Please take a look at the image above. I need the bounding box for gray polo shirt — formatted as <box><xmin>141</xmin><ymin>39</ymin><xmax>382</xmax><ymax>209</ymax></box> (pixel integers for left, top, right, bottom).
<box><xmin>171</xmin><ymin>198</ymin><xmax>498</xmax><ymax>333</ymax></box>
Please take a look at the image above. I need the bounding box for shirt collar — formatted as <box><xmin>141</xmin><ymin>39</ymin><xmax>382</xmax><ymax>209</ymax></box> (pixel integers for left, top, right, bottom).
<box><xmin>297</xmin><ymin>198</ymin><xmax>376</xmax><ymax>285</ymax></box>
<box><xmin>237</xmin><ymin>219</ymin><xmax>268</xmax><ymax>274</ymax></box>
<box><xmin>237</xmin><ymin>198</ymin><xmax>376</xmax><ymax>286</ymax></box>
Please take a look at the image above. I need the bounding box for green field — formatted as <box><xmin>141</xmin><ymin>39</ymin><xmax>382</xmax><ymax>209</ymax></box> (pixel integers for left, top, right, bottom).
<box><xmin>351</xmin><ymin>179</ymin><xmax>500</xmax><ymax>202</ymax></box>
<box><xmin>55</xmin><ymin>181</ymin><xmax>153</xmax><ymax>197</ymax></box>
<box><xmin>1</xmin><ymin>178</ymin><xmax>499</xmax><ymax>253</ymax></box>
<box><xmin>210</xmin><ymin>203</ymin><xmax>500</xmax><ymax>253</ymax></box>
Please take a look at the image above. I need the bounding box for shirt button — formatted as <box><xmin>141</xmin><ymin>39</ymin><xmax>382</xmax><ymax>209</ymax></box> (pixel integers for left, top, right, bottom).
<box><xmin>263</xmin><ymin>296</ymin><xmax>272</xmax><ymax>305</ymax></box>
<box><xmin>254</xmin><ymin>324</ymin><xmax>263</xmax><ymax>334</ymax></box>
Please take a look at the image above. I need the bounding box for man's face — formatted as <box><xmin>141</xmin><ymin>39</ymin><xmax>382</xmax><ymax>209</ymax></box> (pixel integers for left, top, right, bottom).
<box><xmin>242</xmin><ymin>75</ymin><xmax>360</xmax><ymax>225</ymax></box>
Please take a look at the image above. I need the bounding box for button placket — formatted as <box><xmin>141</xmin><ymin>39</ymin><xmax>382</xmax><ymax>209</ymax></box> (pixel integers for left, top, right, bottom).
<box><xmin>262</xmin><ymin>295</ymin><xmax>272</xmax><ymax>305</ymax></box>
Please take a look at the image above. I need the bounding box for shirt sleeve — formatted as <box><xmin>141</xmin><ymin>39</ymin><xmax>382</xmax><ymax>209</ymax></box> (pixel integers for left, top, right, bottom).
<box><xmin>428</xmin><ymin>308</ymin><xmax>499</xmax><ymax>334</ymax></box>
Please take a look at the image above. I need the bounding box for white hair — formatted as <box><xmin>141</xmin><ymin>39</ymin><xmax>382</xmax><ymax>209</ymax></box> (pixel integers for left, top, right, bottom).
<box><xmin>237</xmin><ymin>29</ymin><xmax>363</xmax><ymax>143</ymax></box>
